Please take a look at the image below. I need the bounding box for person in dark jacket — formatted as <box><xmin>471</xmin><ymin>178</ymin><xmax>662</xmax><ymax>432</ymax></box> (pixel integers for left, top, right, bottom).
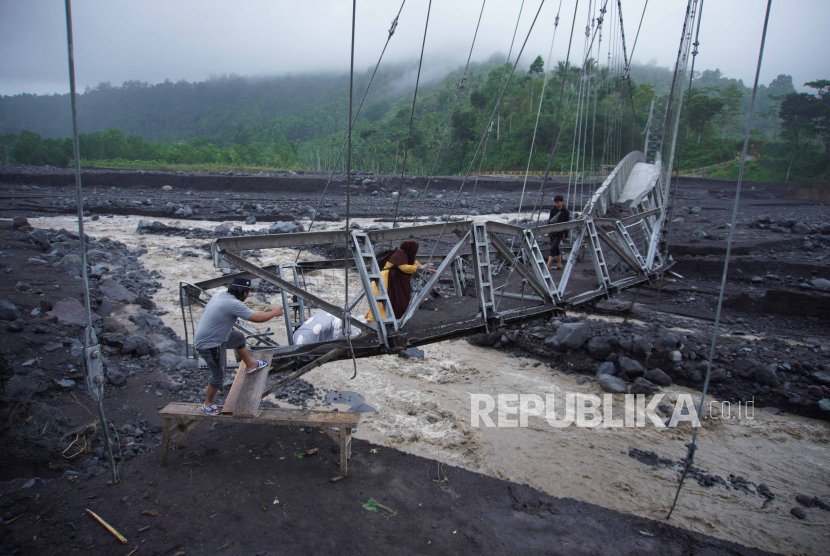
<box><xmin>546</xmin><ymin>195</ymin><xmax>570</xmax><ymax>270</ymax></box>
<box><xmin>365</xmin><ymin>240</ymin><xmax>435</xmax><ymax>321</ymax></box>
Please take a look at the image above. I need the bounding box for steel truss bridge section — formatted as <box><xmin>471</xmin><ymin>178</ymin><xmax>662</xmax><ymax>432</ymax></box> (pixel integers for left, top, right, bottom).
<box><xmin>179</xmin><ymin>150</ymin><xmax>673</xmax><ymax>367</ymax></box>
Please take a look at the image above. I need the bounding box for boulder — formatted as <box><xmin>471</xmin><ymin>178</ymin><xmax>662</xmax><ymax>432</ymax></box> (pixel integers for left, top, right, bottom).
<box><xmin>632</xmin><ymin>336</ymin><xmax>651</xmax><ymax>357</ymax></box>
<box><xmin>555</xmin><ymin>322</ymin><xmax>590</xmax><ymax>349</ymax></box>
<box><xmin>95</xmin><ymin>297</ymin><xmax>113</xmax><ymax>317</ymax></box>
<box><xmin>792</xmin><ymin>222</ymin><xmax>813</xmax><ymax>235</ymax></box>
<box><xmin>106</xmin><ymin>369</ymin><xmax>127</xmax><ymax>387</ymax></box>
<box><xmin>213</xmin><ymin>223</ymin><xmax>232</xmax><ymax>236</ymax></box>
<box><xmin>122</xmin><ymin>335</ymin><xmax>151</xmax><ymax>356</ymax></box>
<box><xmin>153</xmin><ymin>339</ymin><xmax>179</xmax><ymax>354</ymax></box>
<box><xmin>157</xmin><ymin>353</ymin><xmax>186</xmax><ymax>370</ymax></box>
<box><xmin>596</xmin><ymin>362</ymin><xmax>617</xmax><ymax>376</ymax></box>
<box><xmin>400</xmin><ymin>347</ymin><xmax>425</xmax><ymax>360</ymax></box>
<box><xmin>810</xmin><ymin>372</ymin><xmax>830</xmax><ymax>386</ymax></box>
<box><xmin>245</xmin><ymin>216</ymin><xmax>257</xmax><ymax>225</ymax></box>
<box><xmin>0</xmin><ymin>300</ymin><xmax>20</xmax><ymax>321</ymax></box>
<box><xmin>47</xmin><ymin>297</ymin><xmax>88</xmax><ymax>326</ymax></box>
<box><xmin>754</xmin><ymin>365</ymin><xmax>781</xmax><ymax>387</ymax></box>
<box><xmin>129</xmin><ymin>311</ymin><xmax>163</xmax><ymax>328</ymax></box>
<box><xmin>732</xmin><ymin>358</ymin><xmax>760</xmax><ymax>380</ymax></box>
<box><xmin>59</xmin><ymin>254</ymin><xmax>82</xmax><ymax>268</ymax></box>
<box><xmin>618</xmin><ymin>356</ymin><xmax>646</xmax><ymax>377</ymax></box>
<box><xmin>598</xmin><ymin>374</ymin><xmax>628</xmax><ymax>394</ymax></box>
<box><xmin>174</xmin><ymin>205</ymin><xmax>193</xmax><ymax>217</ymax></box>
<box><xmin>709</xmin><ymin>368</ymin><xmax>728</xmax><ymax>382</ymax></box>
<box><xmin>136</xmin><ymin>220</ymin><xmax>176</xmax><ymax>234</ymax></box>
<box><xmin>661</xmin><ymin>331</ymin><xmax>682</xmax><ymax>349</ymax></box>
<box><xmin>89</xmin><ymin>264</ymin><xmax>108</xmax><ymax>279</ymax></box>
<box><xmin>630</xmin><ymin>377</ymin><xmax>659</xmax><ymax>395</ymax></box>
<box><xmin>587</xmin><ymin>335</ymin><xmax>619</xmax><ymax>360</ymax></box>
<box><xmin>644</xmin><ymin>368</ymin><xmax>672</xmax><ymax>386</ymax></box>
<box><xmin>268</xmin><ymin>221</ymin><xmax>300</xmax><ymax>234</ymax></box>
<box><xmin>98</xmin><ymin>278</ymin><xmax>137</xmax><ymax>304</ymax></box>
<box><xmin>811</xmin><ymin>278</ymin><xmax>830</xmax><ymax>291</ymax></box>
<box><xmin>55</xmin><ymin>379</ymin><xmax>75</xmax><ymax>390</ymax></box>
<box><xmin>13</xmin><ymin>216</ymin><xmax>29</xmax><ymax>228</ymax></box>
<box><xmin>102</xmin><ymin>333</ymin><xmax>126</xmax><ymax>346</ymax></box>
<box><xmin>27</xmin><ymin>229</ymin><xmax>50</xmax><ymax>251</ymax></box>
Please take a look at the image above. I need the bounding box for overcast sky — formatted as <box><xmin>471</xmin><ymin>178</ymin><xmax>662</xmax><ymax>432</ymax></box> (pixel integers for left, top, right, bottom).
<box><xmin>1</xmin><ymin>0</ymin><xmax>827</xmax><ymax>97</ymax></box>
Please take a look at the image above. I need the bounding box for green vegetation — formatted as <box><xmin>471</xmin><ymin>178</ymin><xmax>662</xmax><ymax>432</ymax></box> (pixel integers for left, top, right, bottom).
<box><xmin>1</xmin><ymin>59</ymin><xmax>827</xmax><ymax>182</ymax></box>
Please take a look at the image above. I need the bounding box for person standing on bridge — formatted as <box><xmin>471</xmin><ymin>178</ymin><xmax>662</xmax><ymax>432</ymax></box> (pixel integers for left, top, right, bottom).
<box><xmin>193</xmin><ymin>277</ymin><xmax>283</xmax><ymax>415</ymax></box>
<box><xmin>546</xmin><ymin>195</ymin><xmax>570</xmax><ymax>270</ymax></box>
<box><xmin>366</xmin><ymin>240</ymin><xmax>435</xmax><ymax>321</ymax></box>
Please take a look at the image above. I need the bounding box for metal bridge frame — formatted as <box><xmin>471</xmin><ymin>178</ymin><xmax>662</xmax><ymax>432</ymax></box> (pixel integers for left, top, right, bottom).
<box><xmin>180</xmin><ymin>150</ymin><xmax>673</xmax><ymax>365</ymax></box>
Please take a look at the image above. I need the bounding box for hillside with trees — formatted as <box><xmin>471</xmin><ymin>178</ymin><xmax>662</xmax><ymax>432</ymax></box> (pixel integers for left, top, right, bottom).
<box><xmin>1</xmin><ymin>57</ymin><xmax>826</xmax><ymax>182</ymax></box>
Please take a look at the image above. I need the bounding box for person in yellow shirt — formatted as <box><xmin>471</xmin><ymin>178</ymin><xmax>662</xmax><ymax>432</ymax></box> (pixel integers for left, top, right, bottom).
<box><xmin>365</xmin><ymin>240</ymin><xmax>435</xmax><ymax>322</ymax></box>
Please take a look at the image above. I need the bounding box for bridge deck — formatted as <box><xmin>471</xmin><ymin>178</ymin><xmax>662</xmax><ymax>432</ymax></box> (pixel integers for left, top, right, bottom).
<box><xmin>618</xmin><ymin>162</ymin><xmax>657</xmax><ymax>203</ymax></box>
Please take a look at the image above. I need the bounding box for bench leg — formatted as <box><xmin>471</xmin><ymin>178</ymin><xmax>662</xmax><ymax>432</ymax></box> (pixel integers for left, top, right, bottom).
<box><xmin>339</xmin><ymin>427</ymin><xmax>352</xmax><ymax>476</ymax></box>
<box><xmin>161</xmin><ymin>417</ymin><xmax>171</xmax><ymax>466</ymax></box>
<box><xmin>172</xmin><ymin>419</ymin><xmax>201</xmax><ymax>448</ymax></box>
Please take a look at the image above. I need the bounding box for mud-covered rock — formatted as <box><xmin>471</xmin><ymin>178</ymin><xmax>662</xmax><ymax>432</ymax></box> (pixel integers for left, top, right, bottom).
<box><xmin>99</xmin><ymin>277</ymin><xmax>137</xmax><ymax>304</ymax></box>
<box><xmin>47</xmin><ymin>297</ymin><xmax>88</xmax><ymax>326</ymax></box>
<box><xmin>630</xmin><ymin>377</ymin><xmax>659</xmax><ymax>395</ymax></box>
<box><xmin>587</xmin><ymin>335</ymin><xmax>618</xmax><ymax>360</ymax></box>
<box><xmin>618</xmin><ymin>356</ymin><xmax>645</xmax><ymax>378</ymax></box>
<box><xmin>555</xmin><ymin>322</ymin><xmax>590</xmax><ymax>349</ymax></box>
<box><xmin>122</xmin><ymin>334</ymin><xmax>151</xmax><ymax>356</ymax></box>
<box><xmin>755</xmin><ymin>365</ymin><xmax>781</xmax><ymax>387</ymax></box>
<box><xmin>598</xmin><ymin>374</ymin><xmax>627</xmax><ymax>394</ymax></box>
<box><xmin>644</xmin><ymin>368</ymin><xmax>672</xmax><ymax>386</ymax></box>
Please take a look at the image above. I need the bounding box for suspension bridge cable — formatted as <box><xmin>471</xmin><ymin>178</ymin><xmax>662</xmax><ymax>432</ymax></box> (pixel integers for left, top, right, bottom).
<box><xmin>526</xmin><ymin>0</ymin><xmax>582</xmax><ymax>227</ymax></box>
<box><xmin>529</xmin><ymin>0</ymin><xmax>611</xmax><ymax>229</ymax></box>
<box><xmin>662</xmin><ymin>0</ymin><xmax>704</xmax><ymax>254</ymax></box>
<box><xmin>390</xmin><ymin>0</ymin><xmax>434</xmax><ymax>231</ymax></box>
<box><xmin>659</xmin><ymin>0</ymin><xmax>698</xmax><ymax>210</ymax></box>
<box><xmin>615</xmin><ymin>0</ymin><xmax>640</xmax><ymax>131</ymax></box>
<box><xmin>588</xmin><ymin>2</ymin><xmax>603</xmax><ymax>204</ymax></box>
<box><xmin>342</xmin><ymin>0</ymin><xmax>361</xmax><ymax>380</ymax></box>
<box><xmin>628</xmin><ymin>0</ymin><xmax>648</xmax><ymax>64</ymax></box>
<box><xmin>462</xmin><ymin>0</ymin><xmax>528</xmax><ymax>224</ymax></box>
<box><xmin>666</xmin><ymin>0</ymin><xmax>772</xmax><ymax>520</ymax></box>
<box><xmin>500</xmin><ymin>0</ymin><xmax>613</xmax><ymax>313</ymax></box>
<box><xmin>420</xmin><ymin>0</ymin><xmax>547</xmax><ymax>270</ymax></box>
<box><xmin>296</xmin><ymin>0</ymin><xmax>406</xmax><ymax>262</ymax></box>
<box><xmin>513</xmin><ymin>0</ymin><xmax>565</xmax><ymax>230</ymax></box>
<box><xmin>64</xmin><ymin>0</ymin><xmax>118</xmax><ymax>484</ymax></box>
<box><xmin>345</xmin><ymin>0</ymin><xmax>357</xmax><ymax>309</ymax></box>
<box><xmin>578</xmin><ymin>0</ymin><xmax>596</xmax><ymax>212</ymax></box>
<box><xmin>498</xmin><ymin>0</ymin><xmax>603</xmax><ymax>312</ymax></box>
<box><xmin>412</xmin><ymin>0</ymin><xmax>487</xmax><ymax>224</ymax></box>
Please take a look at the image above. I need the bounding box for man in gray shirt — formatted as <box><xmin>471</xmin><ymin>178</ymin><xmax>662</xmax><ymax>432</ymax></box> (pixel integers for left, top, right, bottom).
<box><xmin>194</xmin><ymin>277</ymin><xmax>283</xmax><ymax>415</ymax></box>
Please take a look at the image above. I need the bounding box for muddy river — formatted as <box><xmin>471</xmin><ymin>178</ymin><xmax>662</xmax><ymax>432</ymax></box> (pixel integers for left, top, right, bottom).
<box><xmin>32</xmin><ymin>214</ymin><xmax>830</xmax><ymax>556</ymax></box>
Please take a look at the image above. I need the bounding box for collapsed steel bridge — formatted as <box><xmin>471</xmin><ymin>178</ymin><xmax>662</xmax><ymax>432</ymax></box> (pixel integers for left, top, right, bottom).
<box><xmin>180</xmin><ymin>148</ymin><xmax>675</xmax><ymax>370</ymax></box>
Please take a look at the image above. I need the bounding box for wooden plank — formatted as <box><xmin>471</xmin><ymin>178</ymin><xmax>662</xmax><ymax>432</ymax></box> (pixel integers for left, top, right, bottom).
<box><xmin>222</xmin><ymin>352</ymin><xmax>272</xmax><ymax>416</ymax></box>
<box><xmin>159</xmin><ymin>403</ymin><xmax>361</xmax><ymax>427</ymax></box>
<box><xmin>220</xmin><ymin>361</ymin><xmax>246</xmax><ymax>415</ymax></box>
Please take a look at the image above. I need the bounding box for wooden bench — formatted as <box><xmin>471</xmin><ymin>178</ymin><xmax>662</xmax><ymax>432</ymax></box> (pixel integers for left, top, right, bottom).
<box><xmin>158</xmin><ymin>402</ymin><xmax>361</xmax><ymax>476</ymax></box>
